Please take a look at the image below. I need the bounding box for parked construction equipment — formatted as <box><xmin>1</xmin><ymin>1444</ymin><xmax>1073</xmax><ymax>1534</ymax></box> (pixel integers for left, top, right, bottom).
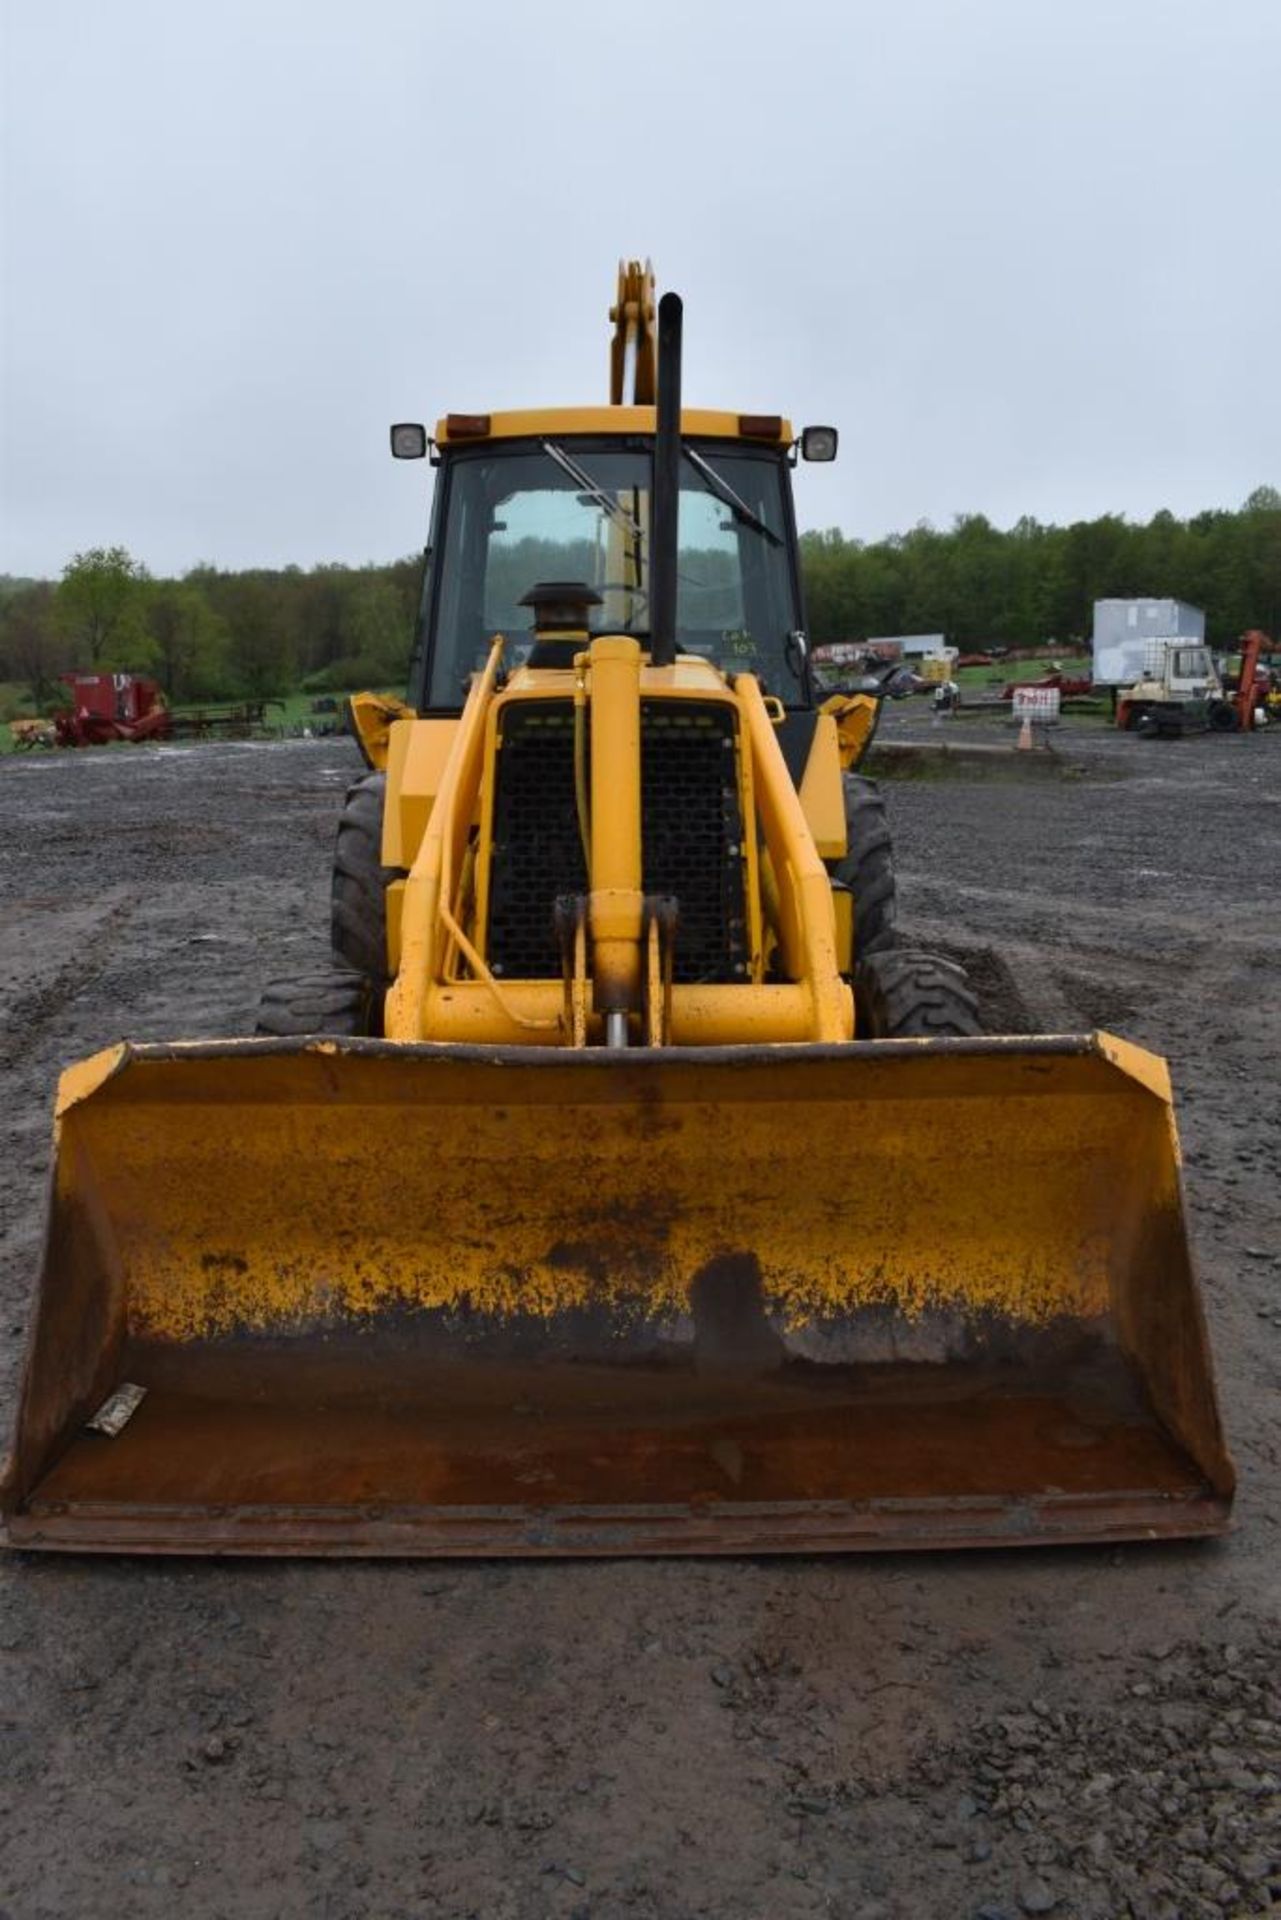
<box><xmin>55</xmin><ymin>672</ymin><xmax>171</xmax><ymax>746</ymax></box>
<box><xmin>1228</xmin><ymin>629</ymin><xmax>1276</xmax><ymax>731</ymax></box>
<box><xmin>48</xmin><ymin>673</ymin><xmax>282</xmax><ymax>747</ymax></box>
<box><xmin>2</xmin><ymin>263</ymin><xmax>1233</xmax><ymax>1556</ymax></box>
<box><xmin>1116</xmin><ymin>640</ymin><xmax>1239</xmax><ymax>736</ymax></box>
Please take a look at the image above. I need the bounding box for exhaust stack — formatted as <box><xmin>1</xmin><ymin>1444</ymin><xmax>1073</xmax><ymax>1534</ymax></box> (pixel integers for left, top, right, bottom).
<box><xmin>649</xmin><ymin>291</ymin><xmax>682</xmax><ymax>668</ymax></box>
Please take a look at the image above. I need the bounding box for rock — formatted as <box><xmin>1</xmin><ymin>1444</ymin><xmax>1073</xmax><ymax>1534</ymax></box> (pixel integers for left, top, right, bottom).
<box><xmin>302</xmin><ymin>1819</ymin><xmax>346</xmax><ymax>1851</ymax></box>
<box><xmin>792</xmin><ymin>1794</ymin><xmax>829</xmax><ymax>1815</ymax></box>
<box><xmin>1019</xmin><ymin>1882</ymin><xmax>1057</xmax><ymax>1914</ymax></box>
<box><xmin>711</xmin><ymin>1662</ymin><xmax>734</xmax><ymax>1688</ymax></box>
<box><xmin>999</xmin><ymin>1715</ymin><xmax>1041</xmax><ymax>1747</ymax></box>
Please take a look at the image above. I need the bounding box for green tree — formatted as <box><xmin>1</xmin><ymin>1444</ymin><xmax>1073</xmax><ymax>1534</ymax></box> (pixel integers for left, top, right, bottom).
<box><xmin>346</xmin><ymin>574</ymin><xmax>412</xmax><ymax>677</ymax></box>
<box><xmin>146</xmin><ymin>580</ymin><xmax>230</xmax><ymax>701</ymax></box>
<box><xmin>220</xmin><ymin>573</ymin><xmax>297</xmax><ymax>697</ymax></box>
<box><xmin>1240</xmin><ymin>488</ymin><xmax>1281</xmax><ymax>638</ymax></box>
<box><xmin>56</xmin><ymin>546</ymin><xmax>153</xmax><ymax>668</ymax></box>
<box><xmin>0</xmin><ymin>582</ymin><xmax>60</xmax><ymax>705</ymax></box>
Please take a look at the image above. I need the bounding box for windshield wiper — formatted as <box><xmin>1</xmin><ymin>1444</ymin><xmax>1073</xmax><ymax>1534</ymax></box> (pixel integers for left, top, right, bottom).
<box><xmin>682</xmin><ymin>446</ymin><xmax>782</xmax><ymax>547</ymax></box>
<box><xmin>540</xmin><ymin>440</ymin><xmax>644</xmax><ymax>540</ymax></box>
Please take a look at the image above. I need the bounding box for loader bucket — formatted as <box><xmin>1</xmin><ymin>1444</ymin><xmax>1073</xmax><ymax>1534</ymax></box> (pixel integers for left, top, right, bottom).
<box><xmin>2</xmin><ymin>1034</ymin><xmax>1232</xmax><ymax>1556</ymax></box>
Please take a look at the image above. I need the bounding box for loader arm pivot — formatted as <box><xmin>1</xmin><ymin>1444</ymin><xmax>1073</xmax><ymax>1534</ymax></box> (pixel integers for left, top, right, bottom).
<box><xmin>609</xmin><ymin>257</ymin><xmax>656</xmax><ymax>406</ymax></box>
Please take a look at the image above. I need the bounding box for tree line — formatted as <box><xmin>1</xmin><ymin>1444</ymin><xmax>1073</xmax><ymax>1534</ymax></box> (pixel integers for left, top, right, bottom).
<box><xmin>0</xmin><ymin>550</ymin><xmax>422</xmax><ymax>714</ymax></box>
<box><xmin>800</xmin><ymin>487</ymin><xmax>1280</xmax><ymax>652</ymax></box>
<box><xmin>1</xmin><ymin>488</ymin><xmax>1278</xmax><ymax>715</ymax></box>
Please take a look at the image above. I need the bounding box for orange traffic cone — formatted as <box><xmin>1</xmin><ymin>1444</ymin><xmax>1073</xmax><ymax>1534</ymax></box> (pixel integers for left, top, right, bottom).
<box><xmin>1017</xmin><ymin>715</ymin><xmax>1033</xmax><ymax>751</ymax></box>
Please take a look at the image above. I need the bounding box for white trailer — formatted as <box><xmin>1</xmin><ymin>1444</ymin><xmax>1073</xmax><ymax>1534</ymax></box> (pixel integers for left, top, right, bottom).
<box><xmin>1092</xmin><ymin>599</ymin><xmax>1205</xmax><ymax>687</ymax></box>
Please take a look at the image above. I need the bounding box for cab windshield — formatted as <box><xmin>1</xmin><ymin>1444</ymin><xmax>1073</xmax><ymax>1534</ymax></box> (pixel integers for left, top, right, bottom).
<box><xmin>423</xmin><ymin>438</ymin><xmax>804</xmax><ymax>707</ymax></box>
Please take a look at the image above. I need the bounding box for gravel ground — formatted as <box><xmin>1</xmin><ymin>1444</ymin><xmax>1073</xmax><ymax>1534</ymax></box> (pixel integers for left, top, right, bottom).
<box><xmin>1</xmin><ymin>715</ymin><xmax>1278</xmax><ymax>1919</ymax></box>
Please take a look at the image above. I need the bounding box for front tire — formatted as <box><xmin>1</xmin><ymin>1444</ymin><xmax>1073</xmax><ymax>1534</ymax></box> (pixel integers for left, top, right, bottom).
<box><xmin>255</xmin><ymin>970</ymin><xmax>379</xmax><ymax>1037</ymax></box>
<box><xmin>829</xmin><ymin>773</ymin><xmax>897</xmax><ymax>963</ymax></box>
<box><xmin>855</xmin><ymin>949</ymin><xmax>981</xmax><ymax>1039</ymax></box>
<box><xmin>332</xmin><ymin>772</ymin><xmax>393</xmax><ymax>986</ymax></box>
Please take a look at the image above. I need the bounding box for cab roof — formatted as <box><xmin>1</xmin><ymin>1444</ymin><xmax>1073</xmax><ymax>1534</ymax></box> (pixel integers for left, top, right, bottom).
<box><xmin>434</xmin><ymin>406</ymin><xmax>794</xmax><ymax>447</ymax></box>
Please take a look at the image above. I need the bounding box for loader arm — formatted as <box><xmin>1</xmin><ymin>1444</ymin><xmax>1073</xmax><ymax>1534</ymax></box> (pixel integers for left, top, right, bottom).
<box><xmin>383</xmin><ymin>637</ymin><xmax>853</xmax><ymax>1048</ymax></box>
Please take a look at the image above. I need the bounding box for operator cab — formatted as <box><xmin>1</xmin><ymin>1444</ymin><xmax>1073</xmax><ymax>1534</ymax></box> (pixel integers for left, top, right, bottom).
<box><xmin>400</xmin><ymin>419</ymin><xmax>817</xmax><ymax>713</ymax></box>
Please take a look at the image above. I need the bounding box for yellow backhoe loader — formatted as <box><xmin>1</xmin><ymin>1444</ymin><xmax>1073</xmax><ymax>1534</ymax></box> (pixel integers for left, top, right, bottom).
<box><xmin>2</xmin><ymin>264</ymin><xmax>1233</xmax><ymax>1555</ymax></box>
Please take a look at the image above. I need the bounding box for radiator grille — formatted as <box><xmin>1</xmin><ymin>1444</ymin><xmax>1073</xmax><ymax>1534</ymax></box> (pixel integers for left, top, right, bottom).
<box><xmin>485</xmin><ymin>698</ymin><xmax>747</xmax><ymax>985</ymax></box>
<box><xmin>640</xmin><ymin>703</ymin><xmax>747</xmax><ymax>983</ymax></box>
<box><xmin>486</xmin><ymin>704</ymin><xmax>585</xmax><ymax>980</ymax></box>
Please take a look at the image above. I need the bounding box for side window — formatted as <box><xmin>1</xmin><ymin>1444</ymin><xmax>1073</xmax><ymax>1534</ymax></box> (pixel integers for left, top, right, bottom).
<box><xmin>677</xmin><ymin>490</ymin><xmax>744</xmax><ymax>633</ymax></box>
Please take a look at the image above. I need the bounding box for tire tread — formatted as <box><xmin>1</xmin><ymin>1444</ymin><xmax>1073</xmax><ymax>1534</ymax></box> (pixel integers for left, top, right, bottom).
<box><xmin>331</xmin><ymin>772</ymin><xmax>393</xmax><ymax>983</ymax></box>
<box><xmin>855</xmin><ymin>948</ymin><xmax>981</xmax><ymax>1039</ymax></box>
<box><xmin>255</xmin><ymin>970</ymin><xmax>378</xmax><ymax>1037</ymax></box>
<box><xmin>830</xmin><ymin>773</ymin><xmax>897</xmax><ymax>963</ymax></box>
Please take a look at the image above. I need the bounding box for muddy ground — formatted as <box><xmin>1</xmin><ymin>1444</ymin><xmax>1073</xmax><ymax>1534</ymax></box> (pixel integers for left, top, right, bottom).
<box><xmin>1</xmin><ymin>714</ymin><xmax>1278</xmax><ymax>1919</ymax></box>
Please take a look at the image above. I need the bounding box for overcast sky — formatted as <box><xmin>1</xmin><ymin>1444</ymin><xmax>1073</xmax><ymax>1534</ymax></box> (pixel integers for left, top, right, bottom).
<box><xmin>2</xmin><ymin>0</ymin><xmax>1278</xmax><ymax>579</ymax></box>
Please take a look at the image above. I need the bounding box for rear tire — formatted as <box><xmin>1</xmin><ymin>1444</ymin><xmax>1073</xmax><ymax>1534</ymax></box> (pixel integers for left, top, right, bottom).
<box><xmin>1208</xmin><ymin>703</ymin><xmax>1238</xmax><ymax>733</ymax></box>
<box><xmin>829</xmin><ymin>773</ymin><xmax>897</xmax><ymax>963</ymax></box>
<box><xmin>332</xmin><ymin>772</ymin><xmax>393</xmax><ymax>986</ymax></box>
<box><xmin>255</xmin><ymin>970</ymin><xmax>379</xmax><ymax>1037</ymax></box>
<box><xmin>855</xmin><ymin>948</ymin><xmax>981</xmax><ymax>1039</ymax></box>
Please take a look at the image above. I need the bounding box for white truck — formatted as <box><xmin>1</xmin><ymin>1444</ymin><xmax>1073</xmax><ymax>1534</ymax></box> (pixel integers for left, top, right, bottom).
<box><xmin>1115</xmin><ymin>639</ymin><xmax>1238</xmax><ymax>737</ymax></box>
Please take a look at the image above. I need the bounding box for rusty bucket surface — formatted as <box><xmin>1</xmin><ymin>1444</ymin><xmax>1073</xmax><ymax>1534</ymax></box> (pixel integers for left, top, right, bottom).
<box><xmin>1</xmin><ymin>1033</ymin><xmax>1233</xmax><ymax>1555</ymax></box>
